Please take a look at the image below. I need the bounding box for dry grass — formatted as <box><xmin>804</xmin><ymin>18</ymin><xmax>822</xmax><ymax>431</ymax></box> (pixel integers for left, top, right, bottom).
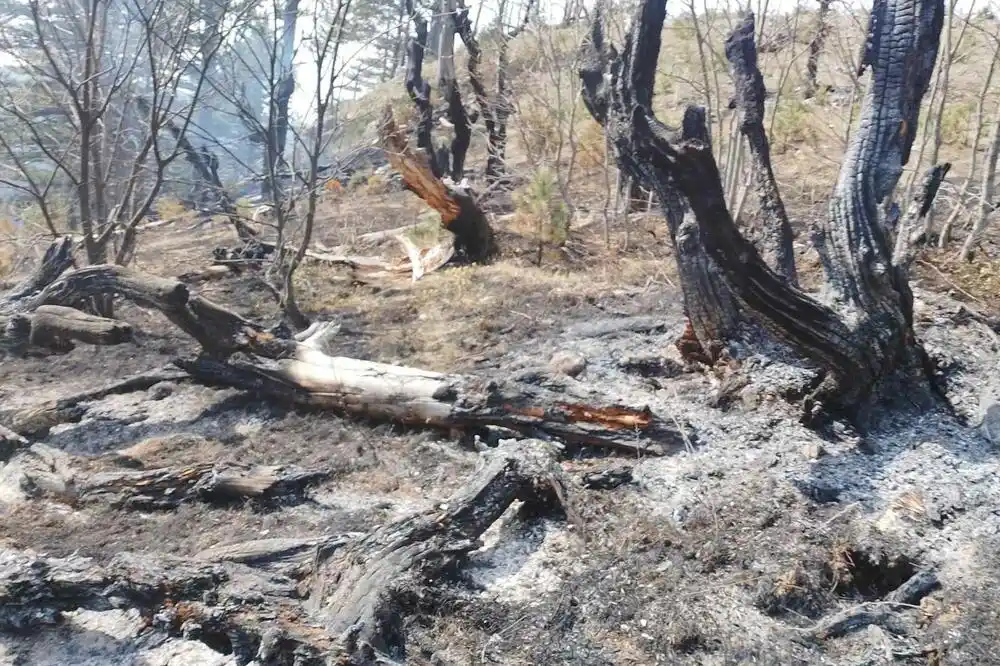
<box><xmin>0</xmin><ymin>217</ymin><xmax>15</xmax><ymax>277</ymax></box>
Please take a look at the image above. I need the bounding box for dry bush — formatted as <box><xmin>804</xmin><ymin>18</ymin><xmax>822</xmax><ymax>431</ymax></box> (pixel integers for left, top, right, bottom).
<box><xmin>364</xmin><ymin>173</ymin><xmax>391</xmax><ymax>195</ymax></box>
<box><xmin>513</xmin><ymin>97</ymin><xmax>563</xmax><ymax>160</ymax></box>
<box><xmin>938</xmin><ymin>101</ymin><xmax>975</xmax><ymax>146</ymax></box>
<box><xmin>576</xmin><ymin>119</ymin><xmax>607</xmax><ymax>169</ymax></box>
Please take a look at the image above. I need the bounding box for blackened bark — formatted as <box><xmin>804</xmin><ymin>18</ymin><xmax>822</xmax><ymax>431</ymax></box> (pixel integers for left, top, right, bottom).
<box><xmin>580</xmin><ymin>0</ymin><xmax>947</xmax><ymax>415</ymax></box>
<box><xmin>438</xmin><ymin>0</ymin><xmax>471</xmax><ymax>182</ymax></box>
<box><xmin>804</xmin><ymin>0</ymin><xmax>833</xmax><ymax>99</ymax></box>
<box><xmin>579</xmin><ymin>5</ymin><xmax>739</xmax><ymax>359</ymax></box>
<box><xmin>311</xmin><ymin>440</ymin><xmax>573</xmax><ymax>663</ymax></box>
<box><xmin>444</xmin><ymin>83</ymin><xmax>471</xmax><ymax>181</ymax></box>
<box><xmin>404</xmin><ymin>1</ymin><xmax>441</xmax><ymax>177</ymax></box>
<box><xmin>454</xmin><ymin>0</ymin><xmax>535</xmax><ymax>185</ymax></box>
<box><xmin>726</xmin><ymin>14</ymin><xmax>798</xmax><ymax>285</ymax></box>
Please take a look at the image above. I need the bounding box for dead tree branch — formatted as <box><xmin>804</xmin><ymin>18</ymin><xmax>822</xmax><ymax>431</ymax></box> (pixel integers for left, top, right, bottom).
<box><xmin>725</xmin><ymin>14</ymin><xmax>797</xmax><ymax>285</ymax></box>
<box><xmin>310</xmin><ymin>439</ymin><xmax>574</xmax><ymax>663</ymax></box>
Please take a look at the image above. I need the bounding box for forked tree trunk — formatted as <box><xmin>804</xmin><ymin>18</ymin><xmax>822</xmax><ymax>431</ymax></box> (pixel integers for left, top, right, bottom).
<box><xmin>579</xmin><ymin>20</ymin><xmax>740</xmax><ymax>361</ymax></box>
<box><xmin>404</xmin><ymin>2</ymin><xmax>440</xmax><ymax>176</ymax></box>
<box><xmin>580</xmin><ymin>0</ymin><xmax>947</xmax><ymax>417</ymax></box>
<box><xmin>454</xmin><ymin>0</ymin><xmax>536</xmax><ymax>186</ymax></box>
<box><xmin>397</xmin><ymin>2</ymin><xmax>497</xmax><ymax>262</ymax></box>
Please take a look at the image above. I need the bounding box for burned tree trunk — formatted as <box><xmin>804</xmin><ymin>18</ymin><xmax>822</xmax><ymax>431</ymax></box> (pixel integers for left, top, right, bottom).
<box><xmin>438</xmin><ymin>0</ymin><xmax>472</xmax><ymax>182</ymax></box>
<box><xmin>396</xmin><ymin>2</ymin><xmax>496</xmax><ymax>262</ymax></box>
<box><xmin>405</xmin><ymin>1</ymin><xmax>442</xmax><ymax>176</ymax></box>
<box><xmin>0</xmin><ymin>441</ymin><xmax>579</xmax><ymax>663</ymax></box>
<box><xmin>579</xmin><ymin>11</ymin><xmax>739</xmax><ymax>361</ymax></box>
<box><xmin>804</xmin><ymin>0</ymin><xmax>832</xmax><ymax>99</ymax></box>
<box><xmin>139</xmin><ymin>97</ymin><xmax>262</xmax><ymax>246</ymax></box>
<box><xmin>454</xmin><ymin>0</ymin><xmax>536</xmax><ymax>186</ymax></box>
<box><xmin>382</xmin><ymin>108</ymin><xmax>497</xmax><ymax>263</ymax></box>
<box><xmin>726</xmin><ymin>16</ymin><xmax>797</xmax><ymax>285</ymax></box>
<box><xmin>580</xmin><ymin>0</ymin><xmax>947</xmax><ymax>417</ymax></box>
<box><xmin>2</xmin><ymin>239</ymin><xmax>682</xmax><ymax>454</ymax></box>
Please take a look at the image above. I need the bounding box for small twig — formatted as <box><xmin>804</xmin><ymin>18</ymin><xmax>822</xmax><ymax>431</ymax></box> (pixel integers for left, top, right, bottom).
<box><xmin>916</xmin><ymin>259</ymin><xmax>983</xmax><ymax>303</ymax></box>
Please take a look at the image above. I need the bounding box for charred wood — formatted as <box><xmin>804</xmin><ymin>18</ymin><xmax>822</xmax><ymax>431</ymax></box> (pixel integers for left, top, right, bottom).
<box><xmin>725</xmin><ymin>14</ymin><xmax>797</xmax><ymax>284</ymax></box>
<box><xmin>381</xmin><ymin>108</ymin><xmax>497</xmax><ymax>262</ymax></box>
<box><xmin>310</xmin><ymin>439</ymin><xmax>575</xmax><ymax>663</ymax></box>
<box><xmin>0</xmin><ymin>366</ymin><xmax>190</xmax><ymax>437</ymax></box>
<box><xmin>77</xmin><ymin>463</ymin><xmax>330</xmax><ymax>510</ymax></box>
<box><xmin>579</xmin><ymin>0</ymin><xmax>947</xmax><ymax>415</ymax></box>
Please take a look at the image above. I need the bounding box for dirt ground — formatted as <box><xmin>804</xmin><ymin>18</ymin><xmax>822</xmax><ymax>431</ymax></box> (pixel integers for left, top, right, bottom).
<box><xmin>2</xmin><ymin>194</ymin><xmax>1000</xmax><ymax>666</ymax></box>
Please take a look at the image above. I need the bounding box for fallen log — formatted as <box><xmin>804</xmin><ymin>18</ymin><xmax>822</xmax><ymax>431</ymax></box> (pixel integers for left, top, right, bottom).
<box><xmin>0</xmin><ymin>441</ymin><xmax>328</xmax><ymax>511</ymax></box>
<box><xmin>0</xmin><ymin>366</ymin><xmax>190</xmax><ymax>437</ymax></box>
<box><xmin>9</xmin><ymin>249</ymin><xmax>686</xmax><ymax>455</ymax></box>
<box><xmin>1</xmin><ymin>304</ymin><xmax>134</xmax><ymax>354</ymax></box>
<box><xmin>310</xmin><ymin>439</ymin><xmax>576</xmax><ymax>663</ymax></box>
<box><xmin>77</xmin><ymin>463</ymin><xmax>330</xmax><ymax>510</ymax></box>
<box><xmin>178</xmin><ymin>354</ymin><xmax>675</xmax><ymax>455</ymax></box>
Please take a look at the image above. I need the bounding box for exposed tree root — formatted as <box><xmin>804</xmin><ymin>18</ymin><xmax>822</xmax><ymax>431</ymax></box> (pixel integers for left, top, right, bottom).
<box><xmin>798</xmin><ymin>569</ymin><xmax>939</xmax><ymax>642</ymax></box>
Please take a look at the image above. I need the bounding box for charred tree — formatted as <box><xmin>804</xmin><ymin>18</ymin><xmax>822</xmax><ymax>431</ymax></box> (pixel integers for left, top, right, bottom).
<box><xmin>454</xmin><ymin>0</ymin><xmax>536</xmax><ymax>185</ymax></box>
<box><xmin>579</xmin><ymin>10</ymin><xmax>740</xmax><ymax>362</ymax></box>
<box><xmin>726</xmin><ymin>16</ymin><xmax>797</xmax><ymax>285</ymax></box>
<box><xmin>392</xmin><ymin>4</ymin><xmax>498</xmax><ymax>263</ymax></box>
<box><xmin>261</xmin><ymin>0</ymin><xmax>300</xmax><ymax>202</ymax></box>
<box><xmin>804</xmin><ymin>0</ymin><xmax>833</xmax><ymax>99</ymax></box>
<box><xmin>138</xmin><ymin>97</ymin><xmax>261</xmax><ymax>246</ymax></box>
<box><xmin>404</xmin><ymin>1</ymin><xmax>445</xmax><ymax>177</ymax></box>
<box><xmin>580</xmin><ymin>0</ymin><xmax>948</xmax><ymax>418</ymax></box>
